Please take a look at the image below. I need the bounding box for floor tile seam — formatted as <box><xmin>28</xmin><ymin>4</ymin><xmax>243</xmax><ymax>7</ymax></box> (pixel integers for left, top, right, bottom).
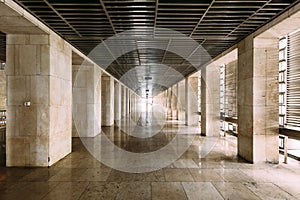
<box><xmin>190</xmin><ymin>169</ymin><xmax>226</xmax><ymax>182</ymax></box>
<box><xmin>76</xmin><ymin>181</ymin><xmax>92</xmax><ymax>200</ymax></box>
<box><xmin>218</xmin><ymin>181</ymin><xmax>265</xmax><ymax>200</ymax></box>
<box><xmin>245</xmin><ymin>182</ymin><xmax>297</xmax><ymax>200</ymax></box>
<box><xmin>36</xmin><ymin>180</ymin><xmax>63</xmax><ymax>200</ymax></box>
<box><xmin>216</xmin><ymin>170</ymin><xmax>256</xmax><ymax>182</ymax></box>
<box><xmin>208</xmin><ymin>181</ymin><xmax>226</xmax><ymax>200</ymax></box>
<box><xmin>271</xmin><ymin>182</ymin><xmax>300</xmax><ymax>199</ymax></box>
<box><xmin>180</xmin><ymin>182</ymin><xmax>189</xmax><ymax>200</ymax></box>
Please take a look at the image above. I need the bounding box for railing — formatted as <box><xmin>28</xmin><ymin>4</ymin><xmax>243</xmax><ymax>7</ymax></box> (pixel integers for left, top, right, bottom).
<box><xmin>221</xmin><ymin>112</ymin><xmax>238</xmax><ymax>136</ymax></box>
<box><xmin>0</xmin><ymin>110</ymin><xmax>6</xmax><ymax>127</ymax></box>
<box><xmin>279</xmin><ymin>134</ymin><xmax>288</xmax><ymax>163</ymax></box>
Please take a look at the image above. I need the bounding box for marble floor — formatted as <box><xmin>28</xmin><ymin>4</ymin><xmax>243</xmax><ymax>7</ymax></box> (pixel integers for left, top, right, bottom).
<box><xmin>0</xmin><ymin>117</ymin><xmax>300</xmax><ymax>199</ymax></box>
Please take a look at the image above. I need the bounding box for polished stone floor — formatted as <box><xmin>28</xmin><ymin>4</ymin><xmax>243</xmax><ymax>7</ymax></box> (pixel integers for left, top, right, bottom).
<box><xmin>0</xmin><ymin>118</ymin><xmax>300</xmax><ymax>199</ymax></box>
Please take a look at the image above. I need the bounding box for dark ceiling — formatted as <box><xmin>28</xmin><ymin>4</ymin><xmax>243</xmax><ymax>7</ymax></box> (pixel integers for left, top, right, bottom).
<box><xmin>12</xmin><ymin>0</ymin><xmax>299</xmax><ymax>96</ymax></box>
<box><xmin>0</xmin><ymin>32</ymin><xmax>5</xmax><ymax>63</ymax></box>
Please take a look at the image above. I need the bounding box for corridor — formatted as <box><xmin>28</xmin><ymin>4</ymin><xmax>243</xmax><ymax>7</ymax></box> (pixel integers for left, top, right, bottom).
<box><xmin>0</xmin><ymin>113</ymin><xmax>300</xmax><ymax>200</ymax></box>
<box><xmin>1</xmin><ymin>1</ymin><xmax>300</xmax><ymax>199</ymax></box>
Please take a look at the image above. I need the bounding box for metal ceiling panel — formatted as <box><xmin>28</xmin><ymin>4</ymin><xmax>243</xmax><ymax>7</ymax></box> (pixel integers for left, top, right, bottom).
<box><xmin>0</xmin><ymin>32</ymin><xmax>5</xmax><ymax>63</ymax></box>
<box><xmin>12</xmin><ymin>0</ymin><xmax>299</xmax><ymax>96</ymax></box>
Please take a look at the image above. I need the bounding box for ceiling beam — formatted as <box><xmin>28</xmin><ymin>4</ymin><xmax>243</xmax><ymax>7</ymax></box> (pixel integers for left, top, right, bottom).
<box><xmin>181</xmin><ymin>45</ymin><xmax>202</xmax><ymax>65</ymax></box>
<box><xmin>135</xmin><ymin>41</ymin><xmax>141</xmax><ymax>66</ymax></box>
<box><xmin>226</xmin><ymin>0</ymin><xmax>272</xmax><ymax>37</ymax></box>
<box><xmin>99</xmin><ymin>0</ymin><xmax>117</xmax><ymax>34</ymax></box>
<box><xmin>153</xmin><ymin>0</ymin><xmax>159</xmax><ymax>36</ymax></box>
<box><xmin>42</xmin><ymin>0</ymin><xmax>82</xmax><ymax>37</ymax></box>
<box><xmin>66</xmin><ymin>35</ymin><xmax>238</xmax><ymax>41</ymax></box>
<box><xmin>190</xmin><ymin>0</ymin><xmax>216</xmax><ymax>37</ymax></box>
<box><xmin>161</xmin><ymin>39</ymin><xmax>171</xmax><ymax>64</ymax></box>
<box><xmin>102</xmin><ymin>41</ymin><xmax>122</xmax><ymax>70</ymax></box>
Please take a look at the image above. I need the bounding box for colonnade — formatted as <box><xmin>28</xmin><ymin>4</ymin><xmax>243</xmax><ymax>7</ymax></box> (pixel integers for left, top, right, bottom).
<box><xmin>1</xmin><ymin>0</ymin><xmax>300</xmax><ymax>167</ymax></box>
<box><xmin>5</xmin><ymin>31</ymin><xmax>139</xmax><ymax>166</ymax></box>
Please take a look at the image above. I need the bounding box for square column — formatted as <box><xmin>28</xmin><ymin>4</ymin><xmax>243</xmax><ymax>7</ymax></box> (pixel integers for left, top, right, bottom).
<box><xmin>185</xmin><ymin>78</ymin><xmax>189</xmax><ymax>125</ymax></box>
<box><xmin>136</xmin><ymin>94</ymin><xmax>140</xmax><ymax>119</ymax></box>
<box><xmin>72</xmin><ymin>64</ymin><xmax>101</xmax><ymax>137</ymax></box>
<box><xmin>185</xmin><ymin>77</ymin><xmax>199</xmax><ymax>126</ymax></box>
<box><xmin>177</xmin><ymin>80</ymin><xmax>185</xmax><ymax>121</ymax></box>
<box><xmin>238</xmin><ymin>35</ymin><xmax>279</xmax><ymax>163</ymax></box>
<box><xmin>133</xmin><ymin>94</ymin><xmax>136</xmax><ymax>113</ymax></box>
<box><xmin>6</xmin><ymin>33</ymin><xmax>72</xmax><ymax>166</ymax></box>
<box><xmin>164</xmin><ymin>90</ymin><xmax>168</xmax><ymax>108</ymax></box>
<box><xmin>0</xmin><ymin>70</ymin><xmax>6</xmax><ymax>109</ymax></box>
<box><xmin>135</xmin><ymin>94</ymin><xmax>141</xmax><ymax>116</ymax></box>
<box><xmin>131</xmin><ymin>92</ymin><xmax>137</xmax><ymax>119</ymax></box>
<box><xmin>101</xmin><ymin>75</ymin><xmax>114</xmax><ymax>126</ymax></box>
<box><xmin>173</xmin><ymin>84</ymin><xmax>179</xmax><ymax>120</ymax></box>
<box><xmin>114</xmin><ymin>81</ymin><xmax>121</xmax><ymax>122</ymax></box>
<box><xmin>121</xmin><ymin>86</ymin><xmax>126</xmax><ymax>117</ymax></box>
<box><xmin>126</xmin><ymin>88</ymin><xmax>130</xmax><ymax>114</ymax></box>
<box><xmin>167</xmin><ymin>88</ymin><xmax>172</xmax><ymax>119</ymax></box>
<box><xmin>201</xmin><ymin>65</ymin><xmax>220</xmax><ymax>136</ymax></box>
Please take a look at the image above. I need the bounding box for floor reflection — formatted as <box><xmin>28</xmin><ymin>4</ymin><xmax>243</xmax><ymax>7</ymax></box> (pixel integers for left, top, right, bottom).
<box><xmin>0</xmin><ymin>114</ymin><xmax>300</xmax><ymax>199</ymax></box>
<box><xmin>102</xmin><ymin>112</ymin><xmax>179</xmax><ymax>153</ymax></box>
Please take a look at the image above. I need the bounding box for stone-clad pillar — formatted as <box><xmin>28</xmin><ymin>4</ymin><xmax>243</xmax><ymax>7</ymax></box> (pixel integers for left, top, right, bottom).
<box><xmin>124</xmin><ymin>88</ymin><xmax>127</xmax><ymax>115</ymax></box>
<box><xmin>185</xmin><ymin>77</ymin><xmax>199</xmax><ymax>126</ymax></box>
<box><xmin>177</xmin><ymin>80</ymin><xmax>185</xmax><ymax>121</ymax></box>
<box><xmin>0</xmin><ymin>69</ymin><xmax>6</xmax><ymax>110</ymax></box>
<box><xmin>114</xmin><ymin>81</ymin><xmax>121</xmax><ymax>122</ymax></box>
<box><xmin>126</xmin><ymin>89</ymin><xmax>130</xmax><ymax>114</ymax></box>
<box><xmin>201</xmin><ymin>65</ymin><xmax>220</xmax><ymax>136</ymax></box>
<box><xmin>131</xmin><ymin>93</ymin><xmax>136</xmax><ymax>116</ymax></box>
<box><xmin>6</xmin><ymin>33</ymin><xmax>72</xmax><ymax>166</ymax></box>
<box><xmin>121</xmin><ymin>85</ymin><xmax>126</xmax><ymax>117</ymax></box>
<box><xmin>135</xmin><ymin>94</ymin><xmax>141</xmax><ymax>116</ymax></box>
<box><xmin>72</xmin><ymin>64</ymin><xmax>101</xmax><ymax>137</ymax></box>
<box><xmin>163</xmin><ymin>90</ymin><xmax>166</xmax><ymax>108</ymax></box>
<box><xmin>101</xmin><ymin>75</ymin><xmax>114</xmax><ymax>126</ymax></box>
<box><xmin>129</xmin><ymin>91</ymin><xmax>132</xmax><ymax>114</ymax></box>
<box><xmin>237</xmin><ymin>35</ymin><xmax>279</xmax><ymax>163</ymax></box>
<box><xmin>134</xmin><ymin>94</ymin><xmax>137</xmax><ymax>113</ymax></box>
<box><xmin>167</xmin><ymin>88</ymin><xmax>172</xmax><ymax>119</ymax></box>
<box><xmin>163</xmin><ymin>90</ymin><xmax>166</xmax><ymax>112</ymax></box>
<box><xmin>135</xmin><ymin>94</ymin><xmax>139</xmax><ymax>119</ymax></box>
<box><xmin>185</xmin><ymin>78</ymin><xmax>189</xmax><ymax>125</ymax></box>
<box><xmin>175</xmin><ymin>84</ymin><xmax>179</xmax><ymax>120</ymax></box>
<box><xmin>171</xmin><ymin>85</ymin><xmax>178</xmax><ymax>120</ymax></box>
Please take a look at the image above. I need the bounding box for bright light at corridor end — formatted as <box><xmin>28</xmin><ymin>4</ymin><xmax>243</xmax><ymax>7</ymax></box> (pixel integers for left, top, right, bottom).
<box><xmin>73</xmin><ymin>28</ymin><xmax>218</xmax><ymax>173</ymax></box>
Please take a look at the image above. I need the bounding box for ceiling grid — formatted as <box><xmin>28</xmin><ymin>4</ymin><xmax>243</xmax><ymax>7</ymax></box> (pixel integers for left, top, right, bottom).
<box><xmin>12</xmin><ymin>0</ymin><xmax>299</xmax><ymax>95</ymax></box>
